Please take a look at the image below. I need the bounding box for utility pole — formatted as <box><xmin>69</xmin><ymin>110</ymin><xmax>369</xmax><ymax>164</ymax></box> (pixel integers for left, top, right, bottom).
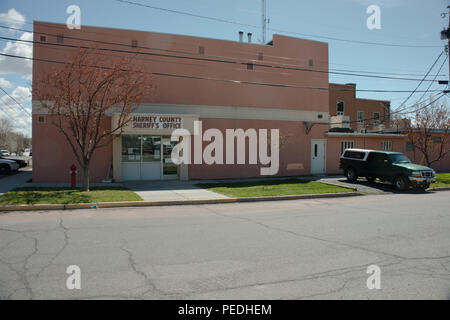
<box><xmin>440</xmin><ymin>5</ymin><xmax>450</xmax><ymax>91</ymax></box>
<box><xmin>262</xmin><ymin>0</ymin><xmax>268</xmax><ymax>44</ymax></box>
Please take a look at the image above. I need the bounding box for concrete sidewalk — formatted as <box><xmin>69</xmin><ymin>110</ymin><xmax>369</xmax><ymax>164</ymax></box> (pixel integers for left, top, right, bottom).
<box><xmin>122</xmin><ymin>180</ymin><xmax>229</xmax><ymax>201</ymax></box>
<box><xmin>121</xmin><ymin>175</ymin><xmax>333</xmax><ymax>202</ymax></box>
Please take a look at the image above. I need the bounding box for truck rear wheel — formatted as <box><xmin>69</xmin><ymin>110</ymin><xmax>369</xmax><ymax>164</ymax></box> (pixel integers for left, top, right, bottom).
<box><xmin>345</xmin><ymin>167</ymin><xmax>358</xmax><ymax>182</ymax></box>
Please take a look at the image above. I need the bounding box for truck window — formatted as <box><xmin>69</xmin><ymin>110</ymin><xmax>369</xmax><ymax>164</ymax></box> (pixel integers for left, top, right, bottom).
<box><xmin>343</xmin><ymin>151</ymin><xmax>365</xmax><ymax>160</ymax></box>
<box><xmin>372</xmin><ymin>153</ymin><xmax>388</xmax><ymax>164</ymax></box>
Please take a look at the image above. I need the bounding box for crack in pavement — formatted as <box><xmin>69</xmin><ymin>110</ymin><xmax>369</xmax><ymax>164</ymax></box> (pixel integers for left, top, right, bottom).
<box><xmin>0</xmin><ymin>231</ymin><xmax>38</xmax><ymax>299</ymax></box>
<box><xmin>32</xmin><ymin>213</ymin><xmax>70</xmax><ymax>280</ymax></box>
<box><xmin>182</xmin><ymin>258</ymin><xmax>402</xmax><ymax>298</ymax></box>
<box><xmin>194</xmin><ymin>205</ymin><xmax>450</xmax><ymax>298</ymax></box>
<box><xmin>0</xmin><ymin>215</ymin><xmax>69</xmax><ymax>299</ymax></box>
<box><xmin>118</xmin><ymin>239</ymin><xmax>170</xmax><ymax>299</ymax></box>
<box><xmin>201</xmin><ymin>205</ymin><xmax>450</xmax><ymax>262</ymax></box>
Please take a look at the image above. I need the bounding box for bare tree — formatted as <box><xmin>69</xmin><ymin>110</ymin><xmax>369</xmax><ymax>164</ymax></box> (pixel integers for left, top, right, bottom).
<box><xmin>404</xmin><ymin>98</ymin><xmax>449</xmax><ymax>167</ymax></box>
<box><xmin>0</xmin><ymin>118</ymin><xmax>13</xmax><ymax>149</ymax></box>
<box><xmin>0</xmin><ymin>119</ymin><xmax>31</xmax><ymax>154</ymax></box>
<box><xmin>34</xmin><ymin>48</ymin><xmax>155</xmax><ymax>191</ymax></box>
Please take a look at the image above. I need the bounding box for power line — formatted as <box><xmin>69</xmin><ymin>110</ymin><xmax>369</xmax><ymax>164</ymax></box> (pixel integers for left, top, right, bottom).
<box><xmin>413</xmin><ymin>54</ymin><xmax>449</xmax><ymax>106</ymax></box>
<box><xmin>268</xmin><ymin>27</ymin><xmax>443</xmax><ymax>49</ymax></box>
<box><xmin>332</xmin><ymin>92</ymin><xmax>446</xmax><ymax>129</ymax></box>
<box><xmin>396</xmin><ymin>92</ymin><xmax>447</xmax><ymax>116</ymax></box>
<box><xmin>329</xmin><ymin>52</ymin><xmax>448</xmax><ymax>127</ymax></box>
<box><xmin>0</xmin><ymin>32</ymin><xmax>446</xmax><ymax>84</ymax></box>
<box><xmin>0</xmin><ymin>52</ymin><xmax>445</xmax><ymax>94</ymax></box>
<box><xmin>0</xmin><ymin>52</ymin><xmax>445</xmax><ymax>128</ymax></box>
<box><xmin>392</xmin><ymin>51</ymin><xmax>444</xmax><ymax>114</ymax></box>
<box><xmin>1</xmin><ymin>24</ymin><xmax>447</xmax><ymax>81</ymax></box>
<box><xmin>0</xmin><ymin>6</ymin><xmax>443</xmax><ymax>49</ymax></box>
<box><xmin>112</xmin><ymin>0</ymin><xmax>442</xmax><ymax>48</ymax></box>
<box><xmin>0</xmin><ymin>87</ymin><xmax>31</xmax><ymax>116</ymax></box>
<box><xmin>114</xmin><ymin>0</ymin><xmax>257</xmax><ymax>29</ymax></box>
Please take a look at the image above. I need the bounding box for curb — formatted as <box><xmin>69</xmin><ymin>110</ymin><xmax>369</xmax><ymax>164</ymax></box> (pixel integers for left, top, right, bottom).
<box><xmin>429</xmin><ymin>186</ymin><xmax>450</xmax><ymax>192</ymax></box>
<box><xmin>0</xmin><ymin>192</ymin><xmax>362</xmax><ymax>212</ymax></box>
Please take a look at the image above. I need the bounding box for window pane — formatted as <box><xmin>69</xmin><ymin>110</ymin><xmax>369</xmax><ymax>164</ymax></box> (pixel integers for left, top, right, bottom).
<box><xmin>374</xmin><ymin>112</ymin><xmax>380</xmax><ymax>125</ymax></box>
<box><xmin>357</xmin><ymin>111</ymin><xmax>364</xmax><ymax>124</ymax></box>
<box><xmin>406</xmin><ymin>142</ymin><xmax>414</xmax><ymax>152</ymax></box>
<box><xmin>142</xmin><ymin>136</ymin><xmax>161</xmax><ymax>162</ymax></box>
<box><xmin>163</xmin><ymin>140</ymin><xmax>178</xmax><ymax>175</ymax></box>
<box><xmin>337</xmin><ymin>101</ymin><xmax>344</xmax><ymax>115</ymax></box>
<box><xmin>122</xmin><ymin>135</ymin><xmax>140</xmax><ymax>162</ymax></box>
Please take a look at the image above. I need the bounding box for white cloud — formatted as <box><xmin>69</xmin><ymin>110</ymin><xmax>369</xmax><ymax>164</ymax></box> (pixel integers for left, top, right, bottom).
<box><xmin>0</xmin><ymin>77</ymin><xmax>13</xmax><ymax>88</ymax></box>
<box><xmin>0</xmin><ymin>8</ymin><xmax>26</xmax><ymax>30</ymax></box>
<box><xmin>0</xmin><ymin>86</ymin><xmax>32</xmax><ymax>136</ymax></box>
<box><xmin>0</xmin><ymin>32</ymin><xmax>33</xmax><ymax>80</ymax></box>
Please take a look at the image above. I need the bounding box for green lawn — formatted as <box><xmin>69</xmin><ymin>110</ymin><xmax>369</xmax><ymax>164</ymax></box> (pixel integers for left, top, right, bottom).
<box><xmin>434</xmin><ymin>173</ymin><xmax>450</xmax><ymax>188</ymax></box>
<box><xmin>196</xmin><ymin>178</ymin><xmax>356</xmax><ymax>198</ymax></box>
<box><xmin>0</xmin><ymin>186</ymin><xmax>143</xmax><ymax>205</ymax></box>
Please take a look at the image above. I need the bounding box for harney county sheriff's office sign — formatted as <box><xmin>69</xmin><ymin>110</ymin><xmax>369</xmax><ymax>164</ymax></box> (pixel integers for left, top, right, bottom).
<box><xmin>132</xmin><ymin>115</ymin><xmax>183</xmax><ymax>129</ymax></box>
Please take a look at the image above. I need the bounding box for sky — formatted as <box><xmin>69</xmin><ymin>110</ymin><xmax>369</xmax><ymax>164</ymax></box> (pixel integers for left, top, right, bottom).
<box><xmin>0</xmin><ymin>0</ymin><xmax>449</xmax><ymax>137</ymax></box>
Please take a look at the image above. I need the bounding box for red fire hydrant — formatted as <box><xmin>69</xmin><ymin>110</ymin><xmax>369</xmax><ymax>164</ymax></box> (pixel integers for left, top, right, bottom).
<box><xmin>70</xmin><ymin>164</ymin><xmax>77</xmax><ymax>188</ymax></box>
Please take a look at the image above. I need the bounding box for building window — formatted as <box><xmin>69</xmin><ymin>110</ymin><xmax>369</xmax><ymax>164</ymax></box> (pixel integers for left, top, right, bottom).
<box><xmin>258</xmin><ymin>52</ymin><xmax>263</xmax><ymax>61</ymax></box>
<box><xmin>40</xmin><ymin>36</ymin><xmax>46</xmax><ymax>42</ymax></box>
<box><xmin>341</xmin><ymin>141</ymin><xmax>354</xmax><ymax>153</ymax></box>
<box><xmin>433</xmin><ymin>136</ymin><xmax>442</xmax><ymax>143</ymax></box>
<box><xmin>38</xmin><ymin>116</ymin><xmax>46</xmax><ymax>123</ymax></box>
<box><xmin>373</xmin><ymin>112</ymin><xmax>380</xmax><ymax>125</ymax></box>
<box><xmin>131</xmin><ymin>40</ymin><xmax>138</xmax><ymax>48</ymax></box>
<box><xmin>308</xmin><ymin>59</ymin><xmax>313</xmax><ymax>67</ymax></box>
<box><xmin>247</xmin><ymin>63</ymin><xmax>254</xmax><ymax>70</ymax></box>
<box><xmin>406</xmin><ymin>141</ymin><xmax>414</xmax><ymax>152</ymax></box>
<box><xmin>198</xmin><ymin>46</ymin><xmax>205</xmax><ymax>55</ymax></box>
<box><xmin>56</xmin><ymin>33</ymin><xmax>64</xmax><ymax>44</ymax></box>
<box><xmin>122</xmin><ymin>135</ymin><xmax>161</xmax><ymax>163</ymax></box>
<box><xmin>337</xmin><ymin>101</ymin><xmax>344</xmax><ymax>115</ymax></box>
<box><xmin>381</xmin><ymin>141</ymin><xmax>392</xmax><ymax>151</ymax></box>
<box><xmin>357</xmin><ymin>111</ymin><xmax>364</xmax><ymax>125</ymax></box>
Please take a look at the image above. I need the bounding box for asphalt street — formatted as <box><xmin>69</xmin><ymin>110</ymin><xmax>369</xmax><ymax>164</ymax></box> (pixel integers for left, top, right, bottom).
<box><xmin>0</xmin><ymin>191</ymin><xmax>449</xmax><ymax>300</ymax></box>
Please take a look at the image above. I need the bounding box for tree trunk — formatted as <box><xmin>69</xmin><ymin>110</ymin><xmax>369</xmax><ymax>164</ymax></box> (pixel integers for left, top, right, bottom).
<box><xmin>82</xmin><ymin>163</ymin><xmax>90</xmax><ymax>192</ymax></box>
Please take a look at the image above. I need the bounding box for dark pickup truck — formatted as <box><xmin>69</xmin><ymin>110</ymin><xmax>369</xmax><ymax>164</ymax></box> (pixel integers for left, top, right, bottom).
<box><xmin>339</xmin><ymin>149</ymin><xmax>436</xmax><ymax>191</ymax></box>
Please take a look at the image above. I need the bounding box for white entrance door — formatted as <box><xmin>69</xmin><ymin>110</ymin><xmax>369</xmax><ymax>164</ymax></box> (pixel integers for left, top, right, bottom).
<box><xmin>121</xmin><ymin>135</ymin><xmax>162</xmax><ymax>181</ymax></box>
<box><xmin>311</xmin><ymin>139</ymin><xmax>326</xmax><ymax>174</ymax></box>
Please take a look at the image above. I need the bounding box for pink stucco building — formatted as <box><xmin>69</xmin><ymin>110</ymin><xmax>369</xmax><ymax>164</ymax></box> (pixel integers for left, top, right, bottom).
<box><xmin>32</xmin><ymin>21</ymin><xmax>449</xmax><ymax>183</ymax></box>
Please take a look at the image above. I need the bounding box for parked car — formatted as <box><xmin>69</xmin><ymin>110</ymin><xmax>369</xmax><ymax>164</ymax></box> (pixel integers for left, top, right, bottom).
<box><xmin>0</xmin><ymin>156</ymin><xmax>28</xmax><ymax>168</ymax></box>
<box><xmin>23</xmin><ymin>148</ymin><xmax>32</xmax><ymax>157</ymax></box>
<box><xmin>0</xmin><ymin>150</ymin><xmax>10</xmax><ymax>156</ymax></box>
<box><xmin>0</xmin><ymin>158</ymin><xmax>19</xmax><ymax>174</ymax></box>
<box><xmin>339</xmin><ymin>149</ymin><xmax>436</xmax><ymax>191</ymax></box>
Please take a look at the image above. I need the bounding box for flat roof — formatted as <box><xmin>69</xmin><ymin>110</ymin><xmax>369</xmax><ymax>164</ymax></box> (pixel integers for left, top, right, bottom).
<box><xmin>326</xmin><ymin>132</ymin><xmax>406</xmax><ymax>137</ymax></box>
<box><xmin>33</xmin><ymin>20</ymin><xmax>328</xmax><ymax>47</ymax></box>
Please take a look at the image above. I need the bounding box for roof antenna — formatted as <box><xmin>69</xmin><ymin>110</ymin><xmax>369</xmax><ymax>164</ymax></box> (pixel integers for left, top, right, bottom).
<box><xmin>262</xmin><ymin>0</ymin><xmax>269</xmax><ymax>44</ymax></box>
